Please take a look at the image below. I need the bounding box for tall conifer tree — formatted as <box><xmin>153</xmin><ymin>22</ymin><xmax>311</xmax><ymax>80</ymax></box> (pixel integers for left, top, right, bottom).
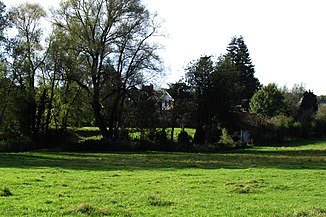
<box><xmin>226</xmin><ymin>36</ymin><xmax>261</xmax><ymax>104</ymax></box>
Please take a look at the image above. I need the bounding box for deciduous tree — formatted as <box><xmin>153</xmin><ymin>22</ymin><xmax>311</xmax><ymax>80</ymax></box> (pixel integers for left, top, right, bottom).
<box><xmin>52</xmin><ymin>0</ymin><xmax>162</xmax><ymax>141</ymax></box>
<box><xmin>10</xmin><ymin>3</ymin><xmax>47</xmax><ymax>139</ymax></box>
<box><xmin>250</xmin><ymin>83</ymin><xmax>286</xmax><ymax>117</ymax></box>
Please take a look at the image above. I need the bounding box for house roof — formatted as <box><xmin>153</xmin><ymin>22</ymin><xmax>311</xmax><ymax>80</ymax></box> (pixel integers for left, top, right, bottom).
<box><xmin>161</xmin><ymin>91</ymin><xmax>174</xmax><ymax>101</ymax></box>
<box><xmin>233</xmin><ymin>112</ymin><xmax>269</xmax><ymax>130</ymax></box>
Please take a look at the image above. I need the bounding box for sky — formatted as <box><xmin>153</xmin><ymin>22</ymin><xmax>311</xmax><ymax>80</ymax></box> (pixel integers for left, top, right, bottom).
<box><xmin>3</xmin><ymin>0</ymin><xmax>326</xmax><ymax>95</ymax></box>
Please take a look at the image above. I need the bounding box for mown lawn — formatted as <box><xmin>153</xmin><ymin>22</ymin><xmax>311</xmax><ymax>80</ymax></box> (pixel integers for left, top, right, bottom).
<box><xmin>0</xmin><ymin>140</ymin><xmax>325</xmax><ymax>216</ymax></box>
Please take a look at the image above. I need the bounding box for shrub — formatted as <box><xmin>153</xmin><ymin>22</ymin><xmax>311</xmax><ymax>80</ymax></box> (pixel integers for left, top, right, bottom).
<box><xmin>0</xmin><ymin>135</ymin><xmax>33</xmax><ymax>152</ymax></box>
<box><xmin>315</xmin><ymin>119</ymin><xmax>326</xmax><ymax>137</ymax></box>
<box><xmin>314</xmin><ymin>104</ymin><xmax>326</xmax><ymax>137</ymax></box>
<box><xmin>146</xmin><ymin>128</ymin><xmax>157</xmax><ymax>141</ymax></box>
<box><xmin>297</xmin><ymin>110</ymin><xmax>315</xmax><ymax>138</ymax></box>
<box><xmin>270</xmin><ymin>115</ymin><xmax>294</xmax><ymax>142</ymax></box>
<box><xmin>155</xmin><ymin>129</ymin><xmax>168</xmax><ymax>143</ymax></box>
<box><xmin>153</xmin><ymin>129</ymin><xmax>169</xmax><ymax>150</ymax></box>
<box><xmin>250</xmin><ymin>121</ymin><xmax>273</xmax><ymax>145</ymax></box>
<box><xmin>219</xmin><ymin>128</ymin><xmax>235</xmax><ymax>147</ymax></box>
<box><xmin>118</xmin><ymin>129</ymin><xmax>130</xmax><ymax>141</ymax></box>
<box><xmin>177</xmin><ymin>131</ymin><xmax>191</xmax><ymax>150</ymax></box>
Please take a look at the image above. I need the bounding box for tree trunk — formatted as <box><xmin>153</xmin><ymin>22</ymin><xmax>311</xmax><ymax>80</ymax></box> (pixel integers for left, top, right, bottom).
<box><xmin>45</xmin><ymin>93</ymin><xmax>53</xmax><ymax>135</ymax></box>
<box><xmin>45</xmin><ymin>70</ymin><xmax>57</xmax><ymax>135</ymax></box>
<box><xmin>35</xmin><ymin>89</ymin><xmax>47</xmax><ymax>138</ymax></box>
<box><xmin>92</xmin><ymin>95</ymin><xmax>109</xmax><ymax>141</ymax></box>
<box><xmin>108</xmin><ymin>91</ymin><xmax>123</xmax><ymax>141</ymax></box>
<box><xmin>30</xmin><ymin>98</ymin><xmax>37</xmax><ymax>140</ymax></box>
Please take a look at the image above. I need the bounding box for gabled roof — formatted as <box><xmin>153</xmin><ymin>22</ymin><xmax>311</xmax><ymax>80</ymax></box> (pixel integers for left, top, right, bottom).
<box><xmin>161</xmin><ymin>91</ymin><xmax>174</xmax><ymax>101</ymax></box>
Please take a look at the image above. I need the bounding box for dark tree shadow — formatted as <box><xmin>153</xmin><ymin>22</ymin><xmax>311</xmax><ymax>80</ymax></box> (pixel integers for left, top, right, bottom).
<box><xmin>0</xmin><ymin>141</ymin><xmax>325</xmax><ymax>171</ymax></box>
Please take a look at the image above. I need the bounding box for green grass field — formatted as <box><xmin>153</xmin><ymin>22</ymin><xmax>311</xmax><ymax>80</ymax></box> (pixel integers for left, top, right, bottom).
<box><xmin>73</xmin><ymin>127</ymin><xmax>196</xmax><ymax>142</ymax></box>
<box><xmin>0</xmin><ymin>140</ymin><xmax>325</xmax><ymax>216</ymax></box>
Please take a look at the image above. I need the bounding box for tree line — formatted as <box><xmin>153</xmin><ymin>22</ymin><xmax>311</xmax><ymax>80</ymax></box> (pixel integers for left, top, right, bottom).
<box><xmin>0</xmin><ymin>0</ymin><xmax>325</xmax><ymax>151</ymax></box>
<box><xmin>0</xmin><ymin>0</ymin><xmax>164</xmax><ymax>150</ymax></box>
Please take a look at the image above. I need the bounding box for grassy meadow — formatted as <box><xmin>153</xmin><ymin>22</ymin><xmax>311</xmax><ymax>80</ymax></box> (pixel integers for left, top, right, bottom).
<box><xmin>73</xmin><ymin>127</ymin><xmax>196</xmax><ymax>142</ymax></box>
<box><xmin>0</xmin><ymin>140</ymin><xmax>325</xmax><ymax>216</ymax></box>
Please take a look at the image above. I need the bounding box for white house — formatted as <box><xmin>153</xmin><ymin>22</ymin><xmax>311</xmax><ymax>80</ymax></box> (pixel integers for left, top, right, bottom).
<box><xmin>161</xmin><ymin>91</ymin><xmax>174</xmax><ymax>110</ymax></box>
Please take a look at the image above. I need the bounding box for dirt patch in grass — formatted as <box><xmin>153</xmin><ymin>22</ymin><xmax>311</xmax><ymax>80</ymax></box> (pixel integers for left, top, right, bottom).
<box><xmin>294</xmin><ymin>207</ymin><xmax>326</xmax><ymax>217</ymax></box>
<box><xmin>147</xmin><ymin>195</ymin><xmax>174</xmax><ymax>207</ymax></box>
<box><xmin>0</xmin><ymin>187</ymin><xmax>13</xmax><ymax>197</ymax></box>
<box><xmin>225</xmin><ymin>179</ymin><xmax>266</xmax><ymax>194</ymax></box>
<box><xmin>73</xmin><ymin>203</ymin><xmax>110</xmax><ymax>216</ymax></box>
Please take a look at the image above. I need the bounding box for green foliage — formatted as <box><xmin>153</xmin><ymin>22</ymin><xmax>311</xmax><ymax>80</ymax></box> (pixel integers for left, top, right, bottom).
<box><xmin>269</xmin><ymin>115</ymin><xmax>295</xmax><ymax>142</ymax></box>
<box><xmin>186</xmin><ymin>56</ymin><xmax>214</xmax><ymax>144</ymax></box>
<box><xmin>0</xmin><ymin>1</ymin><xmax>9</xmax><ymax>44</ymax></box>
<box><xmin>165</xmin><ymin>82</ymin><xmax>194</xmax><ymax>137</ymax></box>
<box><xmin>8</xmin><ymin>2</ymin><xmax>48</xmax><ymax>141</ymax></box>
<box><xmin>226</xmin><ymin>35</ymin><xmax>261</xmax><ymax>102</ymax></box>
<box><xmin>52</xmin><ymin>0</ymin><xmax>162</xmax><ymax>141</ymax></box>
<box><xmin>1</xmin><ymin>0</ymin><xmax>325</xmax><ymax>150</ymax></box>
<box><xmin>177</xmin><ymin>131</ymin><xmax>191</xmax><ymax>147</ymax></box>
<box><xmin>247</xmin><ymin>114</ymin><xmax>273</xmax><ymax>145</ymax></box>
<box><xmin>250</xmin><ymin>83</ymin><xmax>286</xmax><ymax>117</ymax></box>
<box><xmin>152</xmin><ymin>128</ymin><xmax>168</xmax><ymax>148</ymax></box>
<box><xmin>52</xmin><ymin>84</ymin><xmax>94</xmax><ymax>129</ymax></box>
<box><xmin>219</xmin><ymin>128</ymin><xmax>235</xmax><ymax>147</ymax></box>
<box><xmin>186</xmin><ymin>55</ymin><xmax>241</xmax><ymax>145</ymax></box>
<box><xmin>300</xmin><ymin>90</ymin><xmax>318</xmax><ymax>113</ymax></box>
<box><xmin>0</xmin><ymin>134</ymin><xmax>33</xmax><ymax>152</ymax></box>
<box><xmin>127</xmin><ymin>86</ymin><xmax>160</xmax><ymax>135</ymax></box>
<box><xmin>282</xmin><ymin>83</ymin><xmax>305</xmax><ymax>118</ymax></box>
<box><xmin>315</xmin><ymin>104</ymin><xmax>326</xmax><ymax>136</ymax></box>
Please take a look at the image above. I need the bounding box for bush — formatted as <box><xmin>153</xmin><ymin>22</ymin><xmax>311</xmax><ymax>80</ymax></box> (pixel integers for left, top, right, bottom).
<box><xmin>297</xmin><ymin>110</ymin><xmax>315</xmax><ymax>138</ymax></box>
<box><xmin>177</xmin><ymin>131</ymin><xmax>192</xmax><ymax>150</ymax></box>
<box><xmin>0</xmin><ymin>135</ymin><xmax>33</xmax><ymax>152</ymax></box>
<box><xmin>155</xmin><ymin>129</ymin><xmax>168</xmax><ymax>143</ymax></box>
<box><xmin>315</xmin><ymin>119</ymin><xmax>326</xmax><ymax>137</ymax></box>
<box><xmin>314</xmin><ymin>104</ymin><xmax>326</xmax><ymax>137</ymax></box>
<box><xmin>270</xmin><ymin>115</ymin><xmax>294</xmax><ymax>142</ymax></box>
<box><xmin>250</xmin><ymin>121</ymin><xmax>273</xmax><ymax>145</ymax></box>
<box><xmin>219</xmin><ymin>128</ymin><xmax>235</xmax><ymax>147</ymax></box>
<box><xmin>154</xmin><ymin>129</ymin><xmax>170</xmax><ymax>150</ymax></box>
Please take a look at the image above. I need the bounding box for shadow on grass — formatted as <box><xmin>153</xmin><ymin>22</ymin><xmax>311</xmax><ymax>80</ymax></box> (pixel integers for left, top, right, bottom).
<box><xmin>0</xmin><ymin>142</ymin><xmax>325</xmax><ymax>171</ymax></box>
<box><xmin>269</xmin><ymin>138</ymin><xmax>326</xmax><ymax>147</ymax></box>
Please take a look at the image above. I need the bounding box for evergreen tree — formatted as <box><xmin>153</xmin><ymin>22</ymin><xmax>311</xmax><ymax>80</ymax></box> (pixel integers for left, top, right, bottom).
<box><xmin>297</xmin><ymin>90</ymin><xmax>317</xmax><ymax>138</ymax></box>
<box><xmin>186</xmin><ymin>56</ymin><xmax>214</xmax><ymax>144</ymax></box>
<box><xmin>300</xmin><ymin>90</ymin><xmax>318</xmax><ymax>113</ymax></box>
<box><xmin>226</xmin><ymin>36</ymin><xmax>261</xmax><ymax>103</ymax></box>
<box><xmin>185</xmin><ymin>55</ymin><xmax>241</xmax><ymax>144</ymax></box>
